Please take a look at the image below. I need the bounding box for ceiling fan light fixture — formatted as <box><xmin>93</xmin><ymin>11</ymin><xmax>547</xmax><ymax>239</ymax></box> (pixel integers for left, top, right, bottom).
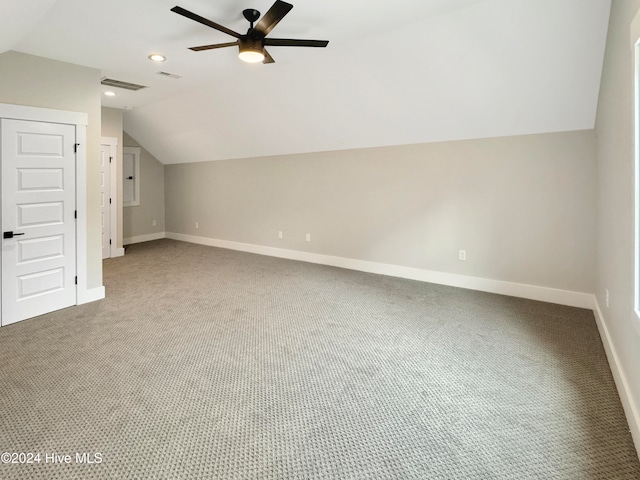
<box><xmin>239</xmin><ymin>49</ymin><xmax>265</xmax><ymax>63</ymax></box>
<box><xmin>238</xmin><ymin>38</ymin><xmax>265</xmax><ymax>63</ymax></box>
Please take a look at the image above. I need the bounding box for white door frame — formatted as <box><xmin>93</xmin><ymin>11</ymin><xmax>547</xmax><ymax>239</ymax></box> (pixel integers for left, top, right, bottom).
<box><xmin>101</xmin><ymin>136</ymin><xmax>119</xmax><ymax>258</ymax></box>
<box><xmin>0</xmin><ymin>102</ymin><xmax>102</xmax><ymax>325</ymax></box>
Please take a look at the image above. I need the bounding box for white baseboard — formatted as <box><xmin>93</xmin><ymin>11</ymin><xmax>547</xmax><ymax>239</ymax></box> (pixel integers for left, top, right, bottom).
<box><xmin>77</xmin><ymin>286</ymin><xmax>105</xmax><ymax>304</ymax></box>
<box><xmin>165</xmin><ymin>232</ymin><xmax>593</xmax><ymax>309</ymax></box>
<box><xmin>124</xmin><ymin>232</ymin><xmax>166</xmax><ymax>245</ymax></box>
<box><xmin>593</xmin><ymin>299</ymin><xmax>640</xmax><ymax>458</ymax></box>
<box><xmin>112</xmin><ymin>247</ymin><xmax>125</xmax><ymax>258</ymax></box>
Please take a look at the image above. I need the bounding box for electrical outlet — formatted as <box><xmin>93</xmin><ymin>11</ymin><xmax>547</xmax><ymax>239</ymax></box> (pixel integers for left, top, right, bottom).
<box><xmin>278</xmin><ymin>231</ymin><xmax>283</xmax><ymax>239</ymax></box>
<box><xmin>195</xmin><ymin>222</ymin><xmax>199</xmax><ymax>229</ymax></box>
<box><xmin>605</xmin><ymin>288</ymin><xmax>610</xmax><ymax>308</ymax></box>
<box><xmin>459</xmin><ymin>250</ymin><xmax>467</xmax><ymax>261</ymax></box>
<box><xmin>306</xmin><ymin>233</ymin><xmax>311</xmax><ymax>242</ymax></box>
<box><xmin>152</xmin><ymin>219</ymin><xmax>157</xmax><ymax>226</ymax></box>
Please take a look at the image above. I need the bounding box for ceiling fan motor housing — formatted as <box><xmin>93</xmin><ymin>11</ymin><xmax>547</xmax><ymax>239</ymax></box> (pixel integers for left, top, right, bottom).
<box><xmin>239</xmin><ymin>37</ymin><xmax>264</xmax><ymax>55</ymax></box>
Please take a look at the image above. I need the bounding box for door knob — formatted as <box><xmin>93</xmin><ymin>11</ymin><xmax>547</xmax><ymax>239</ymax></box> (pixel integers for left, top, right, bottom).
<box><xmin>3</xmin><ymin>231</ymin><xmax>25</xmax><ymax>239</ymax></box>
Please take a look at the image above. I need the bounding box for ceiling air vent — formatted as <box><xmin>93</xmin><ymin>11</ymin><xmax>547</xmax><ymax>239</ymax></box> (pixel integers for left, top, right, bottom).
<box><xmin>100</xmin><ymin>78</ymin><xmax>147</xmax><ymax>91</ymax></box>
<box><xmin>157</xmin><ymin>71</ymin><xmax>183</xmax><ymax>79</ymax></box>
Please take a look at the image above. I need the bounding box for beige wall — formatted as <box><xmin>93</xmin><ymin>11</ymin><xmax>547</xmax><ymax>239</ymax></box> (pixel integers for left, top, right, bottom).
<box><xmin>123</xmin><ymin>132</ymin><xmax>165</xmax><ymax>240</ymax></box>
<box><xmin>165</xmin><ymin>130</ymin><xmax>596</xmax><ymax>293</ymax></box>
<box><xmin>0</xmin><ymin>50</ymin><xmax>102</xmax><ymax>289</ymax></box>
<box><xmin>595</xmin><ymin>0</ymin><xmax>640</xmax><ymax>450</ymax></box>
<box><xmin>101</xmin><ymin>107</ymin><xmax>124</xmax><ymax>249</ymax></box>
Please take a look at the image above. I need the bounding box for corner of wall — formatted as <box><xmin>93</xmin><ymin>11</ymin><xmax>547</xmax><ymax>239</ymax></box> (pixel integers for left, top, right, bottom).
<box><xmin>593</xmin><ymin>298</ymin><xmax>640</xmax><ymax>458</ymax></box>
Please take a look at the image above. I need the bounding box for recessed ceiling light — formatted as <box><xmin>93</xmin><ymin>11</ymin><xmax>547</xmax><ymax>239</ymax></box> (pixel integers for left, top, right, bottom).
<box><xmin>104</xmin><ymin>91</ymin><xmax>116</xmax><ymax>97</ymax></box>
<box><xmin>148</xmin><ymin>54</ymin><xmax>166</xmax><ymax>62</ymax></box>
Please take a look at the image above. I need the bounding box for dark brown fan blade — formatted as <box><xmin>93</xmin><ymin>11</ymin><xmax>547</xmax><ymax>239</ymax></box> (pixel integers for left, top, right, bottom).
<box><xmin>263</xmin><ymin>49</ymin><xmax>275</xmax><ymax>64</ymax></box>
<box><xmin>253</xmin><ymin>0</ymin><xmax>293</xmax><ymax>38</ymax></box>
<box><xmin>171</xmin><ymin>6</ymin><xmax>241</xmax><ymax>39</ymax></box>
<box><xmin>189</xmin><ymin>41</ymin><xmax>239</xmax><ymax>52</ymax></box>
<box><xmin>264</xmin><ymin>38</ymin><xmax>329</xmax><ymax>48</ymax></box>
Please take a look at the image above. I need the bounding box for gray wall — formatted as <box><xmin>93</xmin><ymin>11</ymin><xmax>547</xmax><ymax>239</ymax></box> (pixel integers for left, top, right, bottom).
<box><xmin>165</xmin><ymin>130</ymin><xmax>596</xmax><ymax>293</ymax></box>
<box><xmin>123</xmin><ymin>132</ymin><xmax>165</xmax><ymax>240</ymax></box>
<box><xmin>595</xmin><ymin>0</ymin><xmax>640</xmax><ymax>444</ymax></box>
<box><xmin>0</xmin><ymin>51</ymin><xmax>102</xmax><ymax>289</ymax></box>
<box><xmin>101</xmin><ymin>107</ymin><xmax>124</xmax><ymax>249</ymax></box>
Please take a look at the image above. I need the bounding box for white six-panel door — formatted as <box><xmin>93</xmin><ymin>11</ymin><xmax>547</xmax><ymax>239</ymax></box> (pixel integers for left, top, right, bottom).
<box><xmin>1</xmin><ymin>118</ymin><xmax>77</xmax><ymax>325</ymax></box>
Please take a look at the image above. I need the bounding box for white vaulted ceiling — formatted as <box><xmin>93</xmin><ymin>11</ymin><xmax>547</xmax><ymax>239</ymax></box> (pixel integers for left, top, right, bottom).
<box><xmin>3</xmin><ymin>0</ymin><xmax>611</xmax><ymax>164</ymax></box>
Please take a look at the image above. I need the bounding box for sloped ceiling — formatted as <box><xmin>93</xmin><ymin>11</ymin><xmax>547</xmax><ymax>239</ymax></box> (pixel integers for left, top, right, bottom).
<box><xmin>7</xmin><ymin>0</ymin><xmax>610</xmax><ymax>164</ymax></box>
<box><xmin>0</xmin><ymin>0</ymin><xmax>59</xmax><ymax>53</ymax></box>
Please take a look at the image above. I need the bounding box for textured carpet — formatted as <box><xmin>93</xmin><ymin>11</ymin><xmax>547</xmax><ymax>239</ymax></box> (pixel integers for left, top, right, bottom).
<box><xmin>0</xmin><ymin>239</ymin><xmax>638</xmax><ymax>479</ymax></box>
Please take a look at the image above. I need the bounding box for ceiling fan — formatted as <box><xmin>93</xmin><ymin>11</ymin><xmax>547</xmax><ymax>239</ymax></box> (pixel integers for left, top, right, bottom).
<box><xmin>171</xmin><ymin>0</ymin><xmax>329</xmax><ymax>64</ymax></box>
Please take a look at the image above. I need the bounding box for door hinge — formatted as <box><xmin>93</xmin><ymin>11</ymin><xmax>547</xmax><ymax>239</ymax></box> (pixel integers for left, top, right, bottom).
<box><xmin>74</xmin><ymin>210</ymin><xmax>77</xmax><ymax>219</ymax></box>
<box><xmin>109</xmin><ymin>239</ymin><xmax>112</xmax><ymax>245</ymax></box>
<box><xmin>75</xmin><ymin>276</ymin><xmax>78</xmax><ymax>285</ymax></box>
<box><xmin>109</xmin><ymin>198</ymin><xmax>112</xmax><ymax>204</ymax></box>
<box><xmin>74</xmin><ymin>143</ymin><xmax>80</xmax><ymax>153</ymax></box>
<box><xmin>109</xmin><ymin>156</ymin><xmax>113</xmax><ymax>163</ymax></box>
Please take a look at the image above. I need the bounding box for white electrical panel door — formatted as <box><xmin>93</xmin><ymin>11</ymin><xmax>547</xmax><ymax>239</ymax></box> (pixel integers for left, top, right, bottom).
<box><xmin>123</xmin><ymin>147</ymin><xmax>140</xmax><ymax>207</ymax></box>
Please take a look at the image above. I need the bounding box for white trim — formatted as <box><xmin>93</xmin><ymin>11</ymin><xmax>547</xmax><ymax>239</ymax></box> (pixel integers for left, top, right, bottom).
<box><xmin>593</xmin><ymin>298</ymin><xmax>640</xmax><ymax>458</ymax></box>
<box><xmin>165</xmin><ymin>232</ymin><xmax>593</xmax><ymax>309</ymax></box>
<box><xmin>0</xmin><ymin>103</ymin><xmax>87</xmax><ymax>126</ymax></box>
<box><xmin>124</xmin><ymin>232</ymin><xmax>166</xmax><ymax>245</ymax></box>
<box><xmin>634</xmin><ymin>24</ymin><xmax>640</xmax><ymax>328</ymax></box>
<box><xmin>74</xmin><ymin>124</ymin><xmax>94</xmax><ymax>306</ymax></box>
<box><xmin>113</xmin><ymin>248</ymin><xmax>125</xmax><ymax>258</ymax></box>
<box><xmin>631</xmin><ymin>7</ymin><xmax>640</xmax><ymax>50</ymax></box>
<box><xmin>77</xmin><ymin>286</ymin><xmax>105</xmax><ymax>304</ymax></box>
<box><xmin>101</xmin><ymin>136</ymin><xmax>119</xmax><ymax>258</ymax></box>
